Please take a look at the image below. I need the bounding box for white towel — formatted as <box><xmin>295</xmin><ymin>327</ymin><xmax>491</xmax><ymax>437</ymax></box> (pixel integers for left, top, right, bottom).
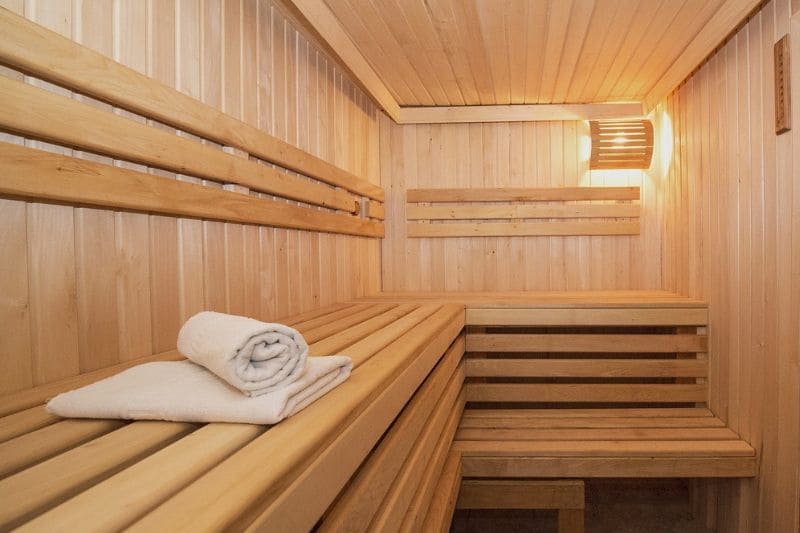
<box><xmin>177</xmin><ymin>311</ymin><xmax>309</xmax><ymax>397</ymax></box>
<box><xmin>46</xmin><ymin>357</ymin><xmax>352</xmax><ymax>425</ymax></box>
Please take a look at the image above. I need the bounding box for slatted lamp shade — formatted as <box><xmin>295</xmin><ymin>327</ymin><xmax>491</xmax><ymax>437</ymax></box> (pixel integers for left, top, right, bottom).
<box><xmin>589</xmin><ymin>119</ymin><xmax>654</xmax><ymax>170</ymax></box>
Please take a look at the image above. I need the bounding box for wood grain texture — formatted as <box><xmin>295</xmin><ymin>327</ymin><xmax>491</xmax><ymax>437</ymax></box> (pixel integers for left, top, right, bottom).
<box><xmin>0</xmin><ymin>0</ymin><xmax>382</xmax><ymax>395</ymax></box>
<box><xmin>314</xmin><ymin>0</ymin><xmax>740</xmax><ymax>106</ymax></box>
<box><xmin>381</xmin><ymin>119</ymin><xmax>663</xmax><ymax>291</ymax></box>
<box><xmin>657</xmin><ymin>2</ymin><xmax>800</xmax><ymax>530</ymax></box>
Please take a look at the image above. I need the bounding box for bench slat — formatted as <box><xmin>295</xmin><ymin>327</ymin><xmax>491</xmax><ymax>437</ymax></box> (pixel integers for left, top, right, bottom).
<box><xmin>454</xmin><ymin>440</ymin><xmax>755</xmax><ymax>457</ymax></box>
<box><xmin>308</xmin><ymin>304</ymin><xmax>420</xmax><ymax>356</ymax></box>
<box><xmin>455</xmin><ymin>427</ymin><xmax>741</xmax><ymax>441</ymax></box>
<box><xmin>466</xmin><ymin>333</ymin><xmax>708</xmax><ymax>353</ymax></box>
<box><xmin>465</xmin><ymin>383</ymin><xmax>708</xmax><ymax>403</ymax></box>
<box><xmin>302</xmin><ymin>304</ymin><xmax>397</xmax><ymax>343</ymax></box>
<box><xmin>369</xmin><ymin>377</ymin><xmax>465</xmax><ymax>532</ymax></box>
<box><xmin>127</xmin><ymin>305</ymin><xmax>463</xmax><ymax>532</ymax></box>
<box><xmin>0</xmin><ymin>421</ymin><xmax>195</xmax><ymax>529</ymax></box>
<box><xmin>252</xmin><ymin>334</ymin><xmax>466</xmax><ymax>533</ymax></box>
<box><xmin>419</xmin><ymin>451</ymin><xmax>462</xmax><ymax>533</ymax></box>
<box><xmin>19</xmin><ymin>424</ymin><xmax>264</xmax><ymax>532</ymax></box>
<box><xmin>466</xmin><ymin>308</ymin><xmax>708</xmax><ymax>326</ymax></box>
<box><xmin>461</xmin><ymin>456</ymin><xmax>758</xmax><ymax>478</ymax></box>
<box><xmin>457</xmin><ymin>479</ymin><xmax>585</xmax><ymax>510</ymax></box>
<box><xmin>461</xmin><ymin>407</ymin><xmax>715</xmax><ymax>418</ymax></box>
<box><xmin>466</xmin><ymin>359</ymin><xmax>709</xmax><ymax>378</ymax></box>
<box><xmin>459</xmin><ymin>416</ymin><xmax>726</xmax><ymax>429</ymax></box>
<box><xmin>0</xmin><ymin>419</ymin><xmax>125</xmax><ymax>478</ymax></box>
<box><xmin>399</xmin><ymin>394</ymin><xmax>465</xmax><ymax>533</ymax></box>
<box><xmin>0</xmin><ymin>406</ymin><xmax>59</xmax><ymax>443</ymax></box>
<box><xmin>319</xmin><ymin>335</ymin><xmax>465</xmax><ymax>532</ymax></box>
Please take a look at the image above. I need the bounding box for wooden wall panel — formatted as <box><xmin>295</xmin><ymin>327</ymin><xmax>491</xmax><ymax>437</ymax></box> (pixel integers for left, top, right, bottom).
<box><xmin>658</xmin><ymin>1</ymin><xmax>800</xmax><ymax>531</ymax></box>
<box><xmin>380</xmin><ymin>118</ymin><xmax>664</xmax><ymax>291</ymax></box>
<box><xmin>0</xmin><ymin>0</ymin><xmax>381</xmax><ymax>395</ymax></box>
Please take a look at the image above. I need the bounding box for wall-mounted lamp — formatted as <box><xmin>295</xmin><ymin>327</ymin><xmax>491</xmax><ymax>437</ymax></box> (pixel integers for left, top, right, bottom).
<box><xmin>589</xmin><ymin>119</ymin><xmax>654</xmax><ymax>170</ymax></box>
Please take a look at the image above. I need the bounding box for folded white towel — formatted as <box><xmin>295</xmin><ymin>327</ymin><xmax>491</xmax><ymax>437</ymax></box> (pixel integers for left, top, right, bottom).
<box><xmin>46</xmin><ymin>357</ymin><xmax>352</xmax><ymax>425</ymax></box>
<box><xmin>177</xmin><ymin>311</ymin><xmax>309</xmax><ymax>397</ymax></box>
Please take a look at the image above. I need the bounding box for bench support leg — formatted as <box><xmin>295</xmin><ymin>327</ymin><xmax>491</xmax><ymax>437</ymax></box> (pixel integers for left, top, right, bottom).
<box><xmin>558</xmin><ymin>508</ymin><xmax>584</xmax><ymax>533</ymax></box>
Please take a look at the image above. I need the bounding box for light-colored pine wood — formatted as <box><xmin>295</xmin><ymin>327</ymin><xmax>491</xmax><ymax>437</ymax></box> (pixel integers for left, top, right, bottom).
<box><xmin>0</xmin><ymin>142</ymin><xmax>383</xmax><ymax>238</ymax></box>
<box><xmin>456</xmin><ymin>427</ymin><xmax>740</xmax><ymax>442</ymax></box>
<box><xmin>454</xmin><ymin>439</ymin><xmax>755</xmax><ymax>457</ymax></box>
<box><xmin>308</xmin><ymin>0</ymin><xmax>742</xmax><ymax>106</ymax></box>
<box><xmin>281</xmin><ymin>0</ymin><xmax>400</xmax><ymax>120</ymax></box>
<box><xmin>398</xmin><ymin>391</ymin><xmax>464</xmax><ymax>533</ymax></box>
<box><xmin>0</xmin><ymin>421</ymin><xmax>195</xmax><ymax>530</ymax></box>
<box><xmin>419</xmin><ymin>451</ymin><xmax>461</xmax><ymax>533</ymax></box>
<box><xmin>126</xmin><ymin>305</ymin><xmax>463</xmax><ymax>532</ymax></box>
<box><xmin>0</xmin><ymin>0</ymin><xmax>383</xmax><ymax>394</ymax></box>
<box><xmin>656</xmin><ymin>4</ymin><xmax>800</xmax><ymax>528</ymax></box>
<box><xmin>466</xmin><ymin>307</ymin><xmax>708</xmax><ymax>326</ymax></box>
<box><xmin>457</xmin><ymin>479</ymin><xmax>585</xmax><ymax>510</ymax></box>
<box><xmin>460</xmin><ymin>456</ymin><xmax>757</xmax><ymax>478</ymax></box>
<box><xmin>0</xmin><ymin>419</ymin><xmax>126</xmax><ymax>478</ymax></box>
<box><xmin>396</xmin><ymin>103</ymin><xmax>645</xmax><ymax>124</ymax></box>
<box><xmin>460</xmin><ymin>416</ymin><xmax>725</xmax><ymax>430</ymax></box>
<box><xmin>644</xmin><ymin>0</ymin><xmax>764</xmax><ymax>109</ymax></box>
<box><xmin>20</xmin><ymin>424</ymin><xmax>264</xmax><ymax>532</ymax></box>
<box><xmin>0</xmin><ymin>76</ymin><xmax>358</xmax><ymax>212</ymax></box>
<box><xmin>319</xmin><ymin>335</ymin><xmax>465</xmax><ymax>532</ymax></box>
<box><xmin>0</xmin><ymin>406</ymin><xmax>58</xmax><ymax>444</ymax></box>
<box><xmin>0</xmin><ymin>6</ymin><xmax>382</xmax><ymax>200</ymax></box>
<box><xmin>465</xmin><ymin>383</ymin><xmax>708</xmax><ymax>404</ymax></box>
<box><xmin>408</xmin><ymin>187</ymin><xmax>640</xmax><ymax>203</ymax></box>
<box><xmin>407</xmin><ymin>221</ymin><xmax>640</xmax><ymax>238</ymax></box>
<box><xmin>407</xmin><ymin>203</ymin><xmax>641</xmax><ymax>221</ymax></box>
<box><xmin>467</xmin><ymin>333</ymin><xmax>707</xmax><ymax>352</ymax></box>
<box><xmin>465</xmin><ymin>359</ymin><xmax>708</xmax><ymax>379</ymax></box>
<box><xmin>368</xmin><ymin>381</ymin><xmax>464</xmax><ymax>532</ymax></box>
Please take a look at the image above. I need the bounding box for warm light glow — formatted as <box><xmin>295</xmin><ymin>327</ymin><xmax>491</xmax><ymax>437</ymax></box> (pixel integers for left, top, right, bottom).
<box><xmin>656</xmin><ymin>109</ymin><xmax>673</xmax><ymax>176</ymax></box>
<box><xmin>612</xmin><ymin>136</ymin><xmax>628</xmax><ymax>145</ymax></box>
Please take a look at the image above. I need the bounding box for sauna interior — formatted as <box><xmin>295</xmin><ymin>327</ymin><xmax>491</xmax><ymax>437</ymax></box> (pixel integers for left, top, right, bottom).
<box><xmin>0</xmin><ymin>0</ymin><xmax>798</xmax><ymax>531</ymax></box>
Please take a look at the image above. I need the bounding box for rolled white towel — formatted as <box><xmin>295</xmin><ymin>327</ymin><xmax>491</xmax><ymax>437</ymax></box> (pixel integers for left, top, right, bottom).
<box><xmin>46</xmin><ymin>357</ymin><xmax>352</xmax><ymax>425</ymax></box>
<box><xmin>177</xmin><ymin>311</ymin><xmax>308</xmax><ymax>397</ymax></box>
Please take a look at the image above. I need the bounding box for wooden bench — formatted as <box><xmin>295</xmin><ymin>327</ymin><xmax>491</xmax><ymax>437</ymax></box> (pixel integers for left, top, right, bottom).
<box><xmin>0</xmin><ymin>302</ymin><xmax>465</xmax><ymax>531</ymax></box>
<box><xmin>360</xmin><ymin>292</ymin><xmax>757</xmax><ymax>528</ymax></box>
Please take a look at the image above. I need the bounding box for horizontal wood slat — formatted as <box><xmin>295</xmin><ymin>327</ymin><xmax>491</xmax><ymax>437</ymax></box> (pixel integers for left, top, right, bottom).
<box><xmin>461</xmin><ymin>457</ymin><xmax>758</xmax><ymax>478</ymax></box>
<box><xmin>466</xmin><ymin>333</ymin><xmax>708</xmax><ymax>352</ymax></box>
<box><xmin>407</xmin><ymin>187</ymin><xmax>640</xmax><ymax>203</ymax></box>
<box><xmin>0</xmin><ymin>7</ymin><xmax>383</xmax><ymax>200</ymax></box>
<box><xmin>407</xmin><ymin>203</ymin><xmax>640</xmax><ymax>221</ymax></box>
<box><xmin>455</xmin><ymin>427</ymin><xmax>740</xmax><ymax>441</ymax></box>
<box><xmin>465</xmin><ymin>359</ymin><xmax>709</xmax><ymax>379</ymax></box>
<box><xmin>0</xmin><ymin>76</ymin><xmax>357</xmax><ymax>213</ymax></box>
<box><xmin>454</xmin><ymin>439</ymin><xmax>754</xmax><ymax>457</ymax></box>
<box><xmin>466</xmin><ymin>307</ymin><xmax>708</xmax><ymax>326</ymax></box>
<box><xmin>0</xmin><ymin>143</ymin><xmax>384</xmax><ymax>238</ymax></box>
<box><xmin>407</xmin><ymin>221</ymin><xmax>640</xmax><ymax>238</ymax></box>
<box><xmin>459</xmin><ymin>416</ymin><xmax>726</xmax><ymax>429</ymax></box>
<box><xmin>456</xmin><ymin>479</ymin><xmax>585</xmax><ymax>510</ymax></box>
<box><xmin>465</xmin><ymin>383</ymin><xmax>708</xmax><ymax>403</ymax></box>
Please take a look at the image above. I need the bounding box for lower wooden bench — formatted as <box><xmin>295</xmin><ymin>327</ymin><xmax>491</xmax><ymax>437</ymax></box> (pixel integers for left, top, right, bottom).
<box><xmin>457</xmin><ymin>479</ymin><xmax>585</xmax><ymax>533</ymax></box>
<box><xmin>0</xmin><ymin>302</ymin><xmax>465</xmax><ymax>532</ymax></box>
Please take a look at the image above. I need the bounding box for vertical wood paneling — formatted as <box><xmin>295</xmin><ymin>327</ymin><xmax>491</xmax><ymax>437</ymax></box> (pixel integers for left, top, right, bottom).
<box><xmin>380</xmin><ymin>120</ymin><xmax>662</xmax><ymax>291</ymax></box>
<box><xmin>0</xmin><ymin>0</ymin><xmax>381</xmax><ymax>395</ymax></box>
<box><xmin>659</xmin><ymin>1</ymin><xmax>800</xmax><ymax>530</ymax></box>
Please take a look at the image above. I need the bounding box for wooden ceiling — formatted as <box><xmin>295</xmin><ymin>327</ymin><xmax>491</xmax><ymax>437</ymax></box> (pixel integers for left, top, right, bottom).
<box><xmin>320</xmin><ymin>0</ymin><xmax>733</xmax><ymax>106</ymax></box>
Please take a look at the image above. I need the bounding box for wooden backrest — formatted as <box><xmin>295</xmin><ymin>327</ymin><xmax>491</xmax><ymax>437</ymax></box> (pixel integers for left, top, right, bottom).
<box><xmin>0</xmin><ymin>8</ymin><xmax>384</xmax><ymax>237</ymax></box>
<box><xmin>464</xmin><ymin>305</ymin><xmax>709</xmax><ymax>408</ymax></box>
<box><xmin>406</xmin><ymin>186</ymin><xmax>640</xmax><ymax>238</ymax></box>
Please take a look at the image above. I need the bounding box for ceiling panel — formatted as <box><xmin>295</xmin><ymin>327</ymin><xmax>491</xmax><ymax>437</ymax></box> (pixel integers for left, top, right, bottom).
<box><xmin>323</xmin><ymin>0</ymin><xmax>729</xmax><ymax>106</ymax></box>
